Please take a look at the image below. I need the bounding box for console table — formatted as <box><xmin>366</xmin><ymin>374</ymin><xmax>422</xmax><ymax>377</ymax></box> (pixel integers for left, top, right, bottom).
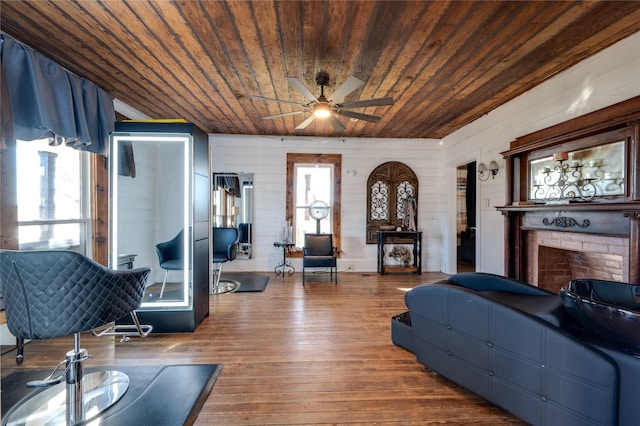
<box><xmin>273</xmin><ymin>241</ymin><xmax>295</xmax><ymax>276</ymax></box>
<box><xmin>377</xmin><ymin>231</ymin><xmax>422</xmax><ymax>275</ymax></box>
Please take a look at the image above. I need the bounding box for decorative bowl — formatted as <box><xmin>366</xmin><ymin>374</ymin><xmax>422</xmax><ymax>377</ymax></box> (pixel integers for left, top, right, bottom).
<box><xmin>379</xmin><ymin>225</ymin><xmax>396</xmax><ymax>231</ymax></box>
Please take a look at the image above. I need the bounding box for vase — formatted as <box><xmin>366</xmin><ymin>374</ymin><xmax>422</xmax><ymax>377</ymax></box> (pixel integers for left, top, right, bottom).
<box><xmin>280</xmin><ymin>221</ymin><xmax>291</xmax><ymax>243</ymax></box>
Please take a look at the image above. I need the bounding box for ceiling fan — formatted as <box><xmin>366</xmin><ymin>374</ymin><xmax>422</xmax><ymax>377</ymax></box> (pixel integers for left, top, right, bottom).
<box><xmin>251</xmin><ymin>71</ymin><xmax>394</xmax><ymax>131</ymax></box>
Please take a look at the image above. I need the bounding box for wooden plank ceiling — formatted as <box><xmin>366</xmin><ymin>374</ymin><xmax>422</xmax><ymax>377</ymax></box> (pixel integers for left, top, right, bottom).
<box><xmin>1</xmin><ymin>1</ymin><xmax>639</xmax><ymax>139</ymax></box>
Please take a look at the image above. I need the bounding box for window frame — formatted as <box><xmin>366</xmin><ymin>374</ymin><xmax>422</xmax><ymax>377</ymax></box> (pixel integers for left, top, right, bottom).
<box><xmin>286</xmin><ymin>153</ymin><xmax>341</xmax><ymax>256</ymax></box>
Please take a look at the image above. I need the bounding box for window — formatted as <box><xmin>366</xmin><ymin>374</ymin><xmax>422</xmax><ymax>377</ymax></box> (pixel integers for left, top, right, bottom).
<box><xmin>294</xmin><ymin>163</ymin><xmax>333</xmax><ymax>238</ymax></box>
<box><xmin>286</xmin><ymin>153</ymin><xmax>341</xmax><ymax>254</ymax></box>
<box><xmin>16</xmin><ymin>139</ymin><xmax>90</xmax><ymax>253</ymax></box>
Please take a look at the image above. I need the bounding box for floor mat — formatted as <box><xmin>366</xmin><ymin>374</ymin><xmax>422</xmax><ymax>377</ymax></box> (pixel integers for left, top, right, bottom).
<box><xmin>2</xmin><ymin>364</ymin><xmax>222</xmax><ymax>425</ymax></box>
<box><xmin>221</xmin><ymin>272</ymin><xmax>270</xmax><ymax>292</ymax></box>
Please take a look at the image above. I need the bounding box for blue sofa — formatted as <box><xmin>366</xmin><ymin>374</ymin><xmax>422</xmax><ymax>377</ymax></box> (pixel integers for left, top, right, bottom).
<box><xmin>393</xmin><ymin>272</ymin><xmax>640</xmax><ymax>426</ymax></box>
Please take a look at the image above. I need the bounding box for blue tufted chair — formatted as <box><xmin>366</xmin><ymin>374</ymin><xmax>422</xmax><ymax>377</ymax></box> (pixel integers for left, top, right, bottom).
<box><xmin>0</xmin><ymin>249</ymin><xmax>150</xmax><ymax>424</ymax></box>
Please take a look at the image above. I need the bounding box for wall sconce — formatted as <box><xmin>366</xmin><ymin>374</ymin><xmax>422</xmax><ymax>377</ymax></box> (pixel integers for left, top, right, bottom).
<box><xmin>478</xmin><ymin>160</ymin><xmax>500</xmax><ymax>181</ymax></box>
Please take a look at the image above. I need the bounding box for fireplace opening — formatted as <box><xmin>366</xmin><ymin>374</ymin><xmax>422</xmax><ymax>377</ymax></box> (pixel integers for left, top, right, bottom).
<box><xmin>526</xmin><ymin>230</ymin><xmax>628</xmax><ymax>293</ymax></box>
<box><xmin>537</xmin><ymin>246</ymin><xmax>624</xmax><ymax>294</ymax></box>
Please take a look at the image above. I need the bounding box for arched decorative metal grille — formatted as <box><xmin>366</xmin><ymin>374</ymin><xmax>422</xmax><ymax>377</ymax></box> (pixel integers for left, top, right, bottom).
<box><xmin>366</xmin><ymin>162</ymin><xmax>419</xmax><ymax>244</ymax></box>
<box><xmin>370</xmin><ymin>180</ymin><xmax>389</xmax><ymax>220</ymax></box>
<box><xmin>396</xmin><ymin>181</ymin><xmax>415</xmax><ymax>219</ymax></box>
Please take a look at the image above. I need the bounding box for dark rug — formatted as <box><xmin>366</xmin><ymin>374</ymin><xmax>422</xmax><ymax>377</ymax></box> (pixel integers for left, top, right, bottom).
<box><xmin>2</xmin><ymin>364</ymin><xmax>222</xmax><ymax>425</ymax></box>
<box><xmin>222</xmin><ymin>272</ymin><xmax>270</xmax><ymax>292</ymax></box>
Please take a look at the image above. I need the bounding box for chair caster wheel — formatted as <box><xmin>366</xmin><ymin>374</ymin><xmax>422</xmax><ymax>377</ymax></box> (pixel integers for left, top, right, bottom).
<box><xmin>16</xmin><ymin>354</ymin><xmax>24</xmax><ymax>364</ymax></box>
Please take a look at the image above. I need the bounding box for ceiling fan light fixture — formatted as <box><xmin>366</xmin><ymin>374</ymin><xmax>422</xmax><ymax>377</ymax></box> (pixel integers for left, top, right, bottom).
<box><xmin>313</xmin><ymin>103</ymin><xmax>332</xmax><ymax>118</ymax></box>
<box><xmin>254</xmin><ymin>73</ymin><xmax>393</xmax><ymax>130</ymax></box>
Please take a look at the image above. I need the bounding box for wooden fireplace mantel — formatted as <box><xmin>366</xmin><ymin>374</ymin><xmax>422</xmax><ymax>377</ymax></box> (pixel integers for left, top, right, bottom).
<box><xmin>497</xmin><ymin>97</ymin><xmax>640</xmax><ymax>284</ymax></box>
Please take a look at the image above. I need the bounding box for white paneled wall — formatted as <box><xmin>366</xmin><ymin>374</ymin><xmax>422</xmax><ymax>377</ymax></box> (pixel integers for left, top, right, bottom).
<box><xmin>442</xmin><ymin>32</ymin><xmax>640</xmax><ymax>274</ymax></box>
<box><xmin>211</xmin><ymin>136</ymin><xmax>443</xmax><ymax>273</ymax></box>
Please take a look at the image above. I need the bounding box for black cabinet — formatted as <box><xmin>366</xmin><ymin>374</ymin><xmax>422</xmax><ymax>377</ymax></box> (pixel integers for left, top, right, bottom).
<box><xmin>111</xmin><ymin>122</ymin><xmax>210</xmax><ymax>332</ymax></box>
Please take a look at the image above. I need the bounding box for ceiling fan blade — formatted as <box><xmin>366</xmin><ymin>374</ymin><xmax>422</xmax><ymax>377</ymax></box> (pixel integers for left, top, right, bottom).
<box><xmin>329</xmin><ymin>76</ymin><xmax>365</xmax><ymax>103</ymax></box>
<box><xmin>335</xmin><ymin>109</ymin><xmax>381</xmax><ymax>123</ymax></box>
<box><xmin>251</xmin><ymin>95</ymin><xmax>309</xmax><ymax>108</ymax></box>
<box><xmin>295</xmin><ymin>114</ymin><xmax>317</xmax><ymax>130</ymax></box>
<box><xmin>328</xmin><ymin>115</ymin><xmax>346</xmax><ymax>131</ymax></box>
<box><xmin>338</xmin><ymin>97</ymin><xmax>394</xmax><ymax>109</ymax></box>
<box><xmin>263</xmin><ymin>110</ymin><xmax>307</xmax><ymax>120</ymax></box>
<box><xmin>285</xmin><ymin>77</ymin><xmax>318</xmax><ymax>102</ymax></box>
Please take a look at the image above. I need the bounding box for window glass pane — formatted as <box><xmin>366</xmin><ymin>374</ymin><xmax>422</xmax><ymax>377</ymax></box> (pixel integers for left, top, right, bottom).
<box><xmin>16</xmin><ymin>139</ymin><xmax>85</xmax><ymax>252</ymax></box>
<box><xmin>294</xmin><ymin>164</ymin><xmax>332</xmax><ymax>243</ymax></box>
<box><xmin>17</xmin><ymin>139</ymin><xmax>82</xmax><ymax>221</ymax></box>
<box><xmin>18</xmin><ymin>222</ymin><xmax>82</xmax><ymax>251</ymax></box>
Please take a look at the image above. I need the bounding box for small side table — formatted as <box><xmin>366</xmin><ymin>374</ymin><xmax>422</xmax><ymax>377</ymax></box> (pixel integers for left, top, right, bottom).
<box><xmin>273</xmin><ymin>241</ymin><xmax>295</xmax><ymax>276</ymax></box>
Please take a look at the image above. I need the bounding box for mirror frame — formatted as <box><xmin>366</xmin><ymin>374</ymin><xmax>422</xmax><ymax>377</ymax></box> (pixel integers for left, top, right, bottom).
<box><xmin>213</xmin><ymin>172</ymin><xmax>253</xmax><ymax>259</ymax></box>
<box><xmin>110</xmin><ymin>133</ymin><xmax>192</xmax><ymax>308</ymax></box>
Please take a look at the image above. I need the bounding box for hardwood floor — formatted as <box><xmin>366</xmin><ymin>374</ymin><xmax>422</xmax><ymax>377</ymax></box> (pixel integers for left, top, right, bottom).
<box><xmin>1</xmin><ymin>271</ymin><xmax>524</xmax><ymax>425</ymax></box>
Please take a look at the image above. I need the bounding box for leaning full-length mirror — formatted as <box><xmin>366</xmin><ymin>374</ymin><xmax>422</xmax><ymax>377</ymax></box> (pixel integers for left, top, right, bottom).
<box><xmin>213</xmin><ymin>172</ymin><xmax>253</xmax><ymax>259</ymax></box>
<box><xmin>110</xmin><ymin>134</ymin><xmax>192</xmax><ymax>308</ymax></box>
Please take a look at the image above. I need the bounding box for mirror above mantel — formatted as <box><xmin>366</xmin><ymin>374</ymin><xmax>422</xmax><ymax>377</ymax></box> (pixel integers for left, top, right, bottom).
<box><xmin>528</xmin><ymin>139</ymin><xmax>626</xmax><ymax>204</ymax></box>
<box><xmin>213</xmin><ymin>172</ymin><xmax>253</xmax><ymax>259</ymax></box>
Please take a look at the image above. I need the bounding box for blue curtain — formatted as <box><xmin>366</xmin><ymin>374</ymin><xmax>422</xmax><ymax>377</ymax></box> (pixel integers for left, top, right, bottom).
<box><xmin>0</xmin><ymin>34</ymin><xmax>115</xmax><ymax>156</ymax></box>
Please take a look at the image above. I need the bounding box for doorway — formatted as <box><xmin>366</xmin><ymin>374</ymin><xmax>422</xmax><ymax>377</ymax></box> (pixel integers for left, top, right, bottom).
<box><xmin>456</xmin><ymin>162</ymin><xmax>476</xmax><ymax>272</ymax></box>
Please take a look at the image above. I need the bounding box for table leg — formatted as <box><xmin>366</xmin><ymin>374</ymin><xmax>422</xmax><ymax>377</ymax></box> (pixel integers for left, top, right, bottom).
<box><xmin>274</xmin><ymin>246</ymin><xmax>295</xmax><ymax>276</ymax></box>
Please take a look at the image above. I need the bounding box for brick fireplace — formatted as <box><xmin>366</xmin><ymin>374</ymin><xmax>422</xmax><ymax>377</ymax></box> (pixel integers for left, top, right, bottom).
<box><xmin>525</xmin><ymin>229</ymin><xmax>628</xmax><ymax>293</ymax></box>
<box><xmin>498</xmin><ymin>204</ymin><xmax>639</xmax><ymax>291</ymax></box>
<box><xmin>497</xmin><ymin>97</ymin><xmax>640</xmax><ymax>290</ymax></box>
